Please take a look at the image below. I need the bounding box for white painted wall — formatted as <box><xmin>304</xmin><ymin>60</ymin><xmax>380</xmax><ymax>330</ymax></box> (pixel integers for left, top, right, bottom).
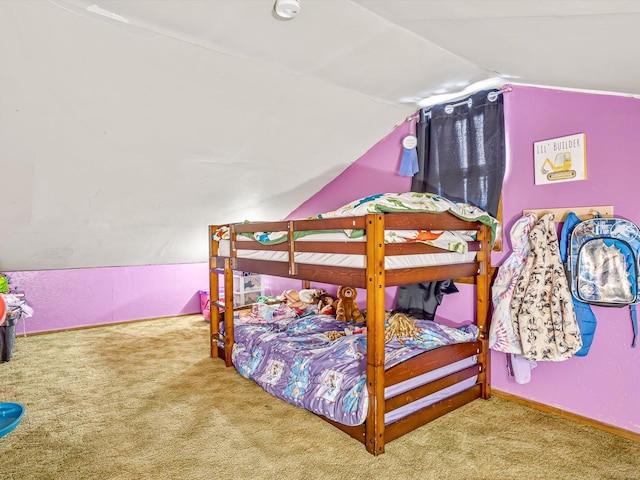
<box><xmin>0</xmin><ymin>1</ymin><xmax>411</xmax><ymax>270</ymax></box>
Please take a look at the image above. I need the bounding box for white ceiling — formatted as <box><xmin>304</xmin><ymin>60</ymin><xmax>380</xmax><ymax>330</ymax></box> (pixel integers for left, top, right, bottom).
<box><xmin>2</xmin><ymin>0</ymin><xmax>640</xmax><ymax>270</ymax></box>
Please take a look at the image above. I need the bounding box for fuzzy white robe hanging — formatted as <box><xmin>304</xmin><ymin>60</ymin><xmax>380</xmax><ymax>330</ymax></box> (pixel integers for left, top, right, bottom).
<box><xmin>490</xmin><ymin>212</ymin><xmax>537</xmax><ymax>353</ymax></box>
<box><xmin>509</xmin><ymin>213</ymin><xmax>583</xmax><ymax>361</ymax></box>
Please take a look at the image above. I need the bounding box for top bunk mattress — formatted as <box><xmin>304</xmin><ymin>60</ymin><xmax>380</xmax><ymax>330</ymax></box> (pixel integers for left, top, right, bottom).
<box><xmin>211</xmin><ymin>193</ymin><xmax>499</xmax><ymax>270</ymax></box>
<box><xmin>217</xmin><ymin>234</ymin><xmax>476</xmax><ymax>269</ymax></box>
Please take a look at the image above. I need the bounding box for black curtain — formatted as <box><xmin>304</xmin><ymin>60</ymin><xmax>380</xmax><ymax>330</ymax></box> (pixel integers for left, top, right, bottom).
<box><xmin>397</xmin><ymin>89</ymin><xmax>505</xmax><ymax>317</ymax></box>
<box><xmin>411</xmin><ymin>89</ymin><xmax>505</xmax><ymax>218</ymax></box>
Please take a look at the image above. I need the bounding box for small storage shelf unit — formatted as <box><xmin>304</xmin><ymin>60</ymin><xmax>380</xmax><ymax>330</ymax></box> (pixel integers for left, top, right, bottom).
<box><xmin>230</xmin><ymin>273</ymin><xmax>263</xmax><ymax>306</ymax></box>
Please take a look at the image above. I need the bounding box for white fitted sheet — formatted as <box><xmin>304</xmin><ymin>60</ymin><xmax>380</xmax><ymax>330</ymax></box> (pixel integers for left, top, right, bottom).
<box><xmin>217</xmin><ymin>236</ymin><xmax>476</xmax><ymax>270</ymax></box>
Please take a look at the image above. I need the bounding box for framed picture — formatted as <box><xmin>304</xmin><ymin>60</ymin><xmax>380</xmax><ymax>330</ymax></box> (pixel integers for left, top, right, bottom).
<box><xmin>534</xmin><ymin>133</ymin><xmax>587</xmax><ymax>185</ymax></box>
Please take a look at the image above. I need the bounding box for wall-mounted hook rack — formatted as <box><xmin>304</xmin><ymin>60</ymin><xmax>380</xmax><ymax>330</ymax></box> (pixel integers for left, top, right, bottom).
<box><xmin>522</xmin><ymin>205</ymin><xmax>614</xmax><ymax>222</ymax></box>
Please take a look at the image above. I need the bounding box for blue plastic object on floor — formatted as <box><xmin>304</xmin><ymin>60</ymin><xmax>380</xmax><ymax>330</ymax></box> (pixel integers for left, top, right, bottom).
<box><xmin>0</xmin><ymin>402</ymin><xmax>25</xmax><ymax>438</ymax></box>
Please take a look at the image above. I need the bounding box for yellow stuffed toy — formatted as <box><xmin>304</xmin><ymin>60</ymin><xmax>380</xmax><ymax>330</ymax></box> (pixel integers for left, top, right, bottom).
<box><xmin>335</xmin><ymin>286</ymin><xmax>364</xmax><ymax>323</ymax></box>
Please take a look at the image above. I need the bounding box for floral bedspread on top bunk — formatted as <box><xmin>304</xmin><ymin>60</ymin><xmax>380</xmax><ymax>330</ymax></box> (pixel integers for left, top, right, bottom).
<box><xmin>213</xmin><ymin>192</ymin><xmax>498</xmax><ymax>254</ymax></box>
<box><xmin>231</xmin><ymin>313</ymin><xmax>478</xmax><ymax>426</ymax></box>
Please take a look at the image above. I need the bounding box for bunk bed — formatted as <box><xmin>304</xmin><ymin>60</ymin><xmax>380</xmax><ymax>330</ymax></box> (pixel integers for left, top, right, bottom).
<box><xmin>207</xmin><ymin>193</ymin><xmax>496</xmax><ymax>456</ymax></box>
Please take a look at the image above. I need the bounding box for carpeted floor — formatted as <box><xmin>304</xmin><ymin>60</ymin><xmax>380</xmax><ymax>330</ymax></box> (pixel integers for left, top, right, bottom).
<box><xmin>0</xmin><ymin>315</ymin><xmax>638</xmax><ymax>480</ymax></box>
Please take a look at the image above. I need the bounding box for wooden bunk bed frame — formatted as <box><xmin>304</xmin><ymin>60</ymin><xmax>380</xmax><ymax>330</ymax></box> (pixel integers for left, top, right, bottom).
<box><xmin>208</xmin><ymin>211</ymin><xmax>492</xmax><ymax>456</ymax></box>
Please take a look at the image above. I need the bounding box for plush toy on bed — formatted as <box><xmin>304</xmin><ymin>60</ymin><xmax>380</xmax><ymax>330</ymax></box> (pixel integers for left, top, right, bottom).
<box><xmin>310</xmin><ymin>290</ymin><xmax>337</xmax><ymax>315</ymax></box>
<box><xmin>335</xmin><ymin>286</ymin><xmax>364</xmax><ymax>323</ymax></box>
<box><xmin>281</xmin><ymin>289</ymin><xmax>331</xmax><ymax>315</ymax></box>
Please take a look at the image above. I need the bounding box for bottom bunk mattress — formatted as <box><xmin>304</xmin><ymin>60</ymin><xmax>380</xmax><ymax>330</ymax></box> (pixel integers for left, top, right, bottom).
<box><xmin>231</xmin><ymin>313</ymin><xmax>479</xmax><ymax>426</ymax></box>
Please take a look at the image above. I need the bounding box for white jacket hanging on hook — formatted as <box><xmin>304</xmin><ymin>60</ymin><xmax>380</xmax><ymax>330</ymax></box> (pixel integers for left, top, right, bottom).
<box><xmin>509</xmin><ymin>213</ymin><xmax>583</xmax><ymax>361</ymax></box>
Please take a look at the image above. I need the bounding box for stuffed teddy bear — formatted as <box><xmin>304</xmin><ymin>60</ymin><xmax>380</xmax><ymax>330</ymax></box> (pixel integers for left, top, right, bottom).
<box><xmin>335</xmin><ymin>286</ymin><xmax>364</xmax><ymax>323</ymax></box>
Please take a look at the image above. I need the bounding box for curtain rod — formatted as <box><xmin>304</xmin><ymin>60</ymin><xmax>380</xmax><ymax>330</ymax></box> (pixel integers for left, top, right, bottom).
<box><xmin>405</xmin><ymin>84</ymin><xmax>513</xmax><ymax>123</ymax></box>
<box><xmin>420</xmin><ymin>84</ymin><xmax>513</xmax><ymax>115</ymax></box>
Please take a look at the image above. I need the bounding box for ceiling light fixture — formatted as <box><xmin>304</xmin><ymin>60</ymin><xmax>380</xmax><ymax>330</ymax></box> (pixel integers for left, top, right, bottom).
<box><xmin>274</xmin><ymin>0</ymin><xmax>300</xmax><ymax>19</ymax></box>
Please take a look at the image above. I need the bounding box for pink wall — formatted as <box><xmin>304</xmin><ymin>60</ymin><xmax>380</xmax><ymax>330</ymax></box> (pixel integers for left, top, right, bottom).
<box><xmin>6</xmin><ymin>263</ymin><xmax>209</xmax><ymax>334</ymax></box>
<box><xmin>494</xmin><ymin>86</ymin><xmax>640</xmax><ymax>434</ymax></box>
<box><xmin>276</xmin><ymin>86</ymin><xmax>640</xmax><ymax>436</ymax></box>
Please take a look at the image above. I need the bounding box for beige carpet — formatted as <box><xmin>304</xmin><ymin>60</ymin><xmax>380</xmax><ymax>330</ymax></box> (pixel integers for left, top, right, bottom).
<box><xmin>0</xmin><ymin>315</ymin><xmax>638</xmax><ymax>480</ymax></box>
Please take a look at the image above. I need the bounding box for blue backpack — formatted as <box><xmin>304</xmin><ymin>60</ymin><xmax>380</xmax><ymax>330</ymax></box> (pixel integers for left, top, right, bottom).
<box><xmin>566</xmin><ymin>216</ymin><xmax>640</xmax><ymax>348</ymax></box>
<box><xmin>560</xmin><ymin>213</ymin><xmax>597</xmax><ymax>356</ymax></box>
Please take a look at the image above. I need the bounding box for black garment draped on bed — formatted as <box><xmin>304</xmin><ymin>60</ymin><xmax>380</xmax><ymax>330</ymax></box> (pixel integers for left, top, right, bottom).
<box><xmin>394</xmin><ymin>280</ymin><xmax>459</xmax><ymax>320</ymax></box>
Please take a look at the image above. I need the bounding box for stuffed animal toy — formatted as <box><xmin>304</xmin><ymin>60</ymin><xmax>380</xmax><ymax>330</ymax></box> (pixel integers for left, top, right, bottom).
<box><xmin>335</xmin><ymin>286</ymin><xmax>364</xmax><ymax>323</ymax></box>
<box><xmin>298</xmin><ymin>289</ymin><xmax>320</xmax><ymax>304</ymax></box>
<box><xmin>310</xmin><ymin>289</ymin><xmax>337</xmax><ymax>315</ymax></box>
<box><xmin>280</xmin><ymin>290</ymin><xmax>308</xmax><ymax>313</ymax></box>
<box><xmin>281</xmin><ymin>289</ymin><xmax>330</xmax><ymax>315</ymax></box>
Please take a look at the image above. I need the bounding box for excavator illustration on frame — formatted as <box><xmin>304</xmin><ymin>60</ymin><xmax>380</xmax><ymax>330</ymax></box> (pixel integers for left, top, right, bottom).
<box><xmin>541</xmin><ymin>151</ymin><xmax>577</xmax><ymax>181</ymax></box>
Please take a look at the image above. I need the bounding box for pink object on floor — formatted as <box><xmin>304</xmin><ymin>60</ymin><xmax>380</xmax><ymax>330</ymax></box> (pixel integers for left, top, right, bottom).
<box><xmin>0</xmin><ymin>296</ymin><xmax>5</xmax><ymax>327</ymax></box>
<box><xmin>199</xmin><ymin>291</ymin><xmax>210</xmax><ymax>320</ymax></box>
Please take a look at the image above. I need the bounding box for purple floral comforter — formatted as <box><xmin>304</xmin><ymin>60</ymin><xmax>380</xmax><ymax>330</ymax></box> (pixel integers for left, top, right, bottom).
<box><xmin>231</xmin><ymin>314</ymin><xmax>478</xmax><ymax>426</ymax></box>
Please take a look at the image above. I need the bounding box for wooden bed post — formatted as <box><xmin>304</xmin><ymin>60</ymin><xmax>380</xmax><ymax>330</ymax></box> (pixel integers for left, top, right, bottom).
<box><xmin>223</xmin><ymin>224</ymin><xmax>238</xmax><ymax>368</ymax></box>
<box><xmin>209</xmin><ymin>226</ymin><xmax>221</xmax><ymax>359</ymax></box>
<box><xmin>365</xmin><ymin>214</ymin><xmax>386</xmax><ymax>455</ymax></box>
<box><xmin>223</xmin><ymin>257</ymin><xmax>235</xmax><ymax>367</ymax></box>
<box><xmin>476</xmin><ymin>224</ymin><xmax>492</xmax><ymax>399</ymax></box>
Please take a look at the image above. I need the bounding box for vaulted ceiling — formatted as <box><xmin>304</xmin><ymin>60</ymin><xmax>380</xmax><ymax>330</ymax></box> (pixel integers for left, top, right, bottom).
<box><xmin>2</xmin><ymin>0</ymin><xmax>639</xmax><ymax>270</ymax></box>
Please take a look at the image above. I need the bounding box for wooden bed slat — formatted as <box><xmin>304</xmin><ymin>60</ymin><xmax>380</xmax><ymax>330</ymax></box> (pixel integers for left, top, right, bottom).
<box><xmin>385</xmin><ymin>364</ymin><xmax>481</xmax><ymax>413</ymax></box>
<box><xmin>384</xmin><ymin>384</ymin><xmax>482</xmax><ymax>443</ymax></box>
<box><xmin>386</xmin><ymin>341</ymin><xmax>482</xmax><ymax>387</ymax></box>
<box><xmin>233</xmin><ymin>221</ymin><xmax>290</xmax><ymax>233</ymax></box>
<box><xmin>385</xmin><ymin>262</ymin><xmax>479</xmax><ymax>286</ymax></box>
<box><xmin>292</xmin><ymin>216</ymin><xmax>367</xmax><ymax>231</ymax></box>
<box><xmin>384</xmin><ymin>211</ymin><xmax>482</xmax><ymax>231</ymax></box>
<box><xmin>232</xmin><ymin>259</ymin><xmax>368</xmax><ymax>288</ymax></box>
<box><xmin>231</xmin><ymin>216</ymin><xmax>368</xmax><ymax>235</ymax></box>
